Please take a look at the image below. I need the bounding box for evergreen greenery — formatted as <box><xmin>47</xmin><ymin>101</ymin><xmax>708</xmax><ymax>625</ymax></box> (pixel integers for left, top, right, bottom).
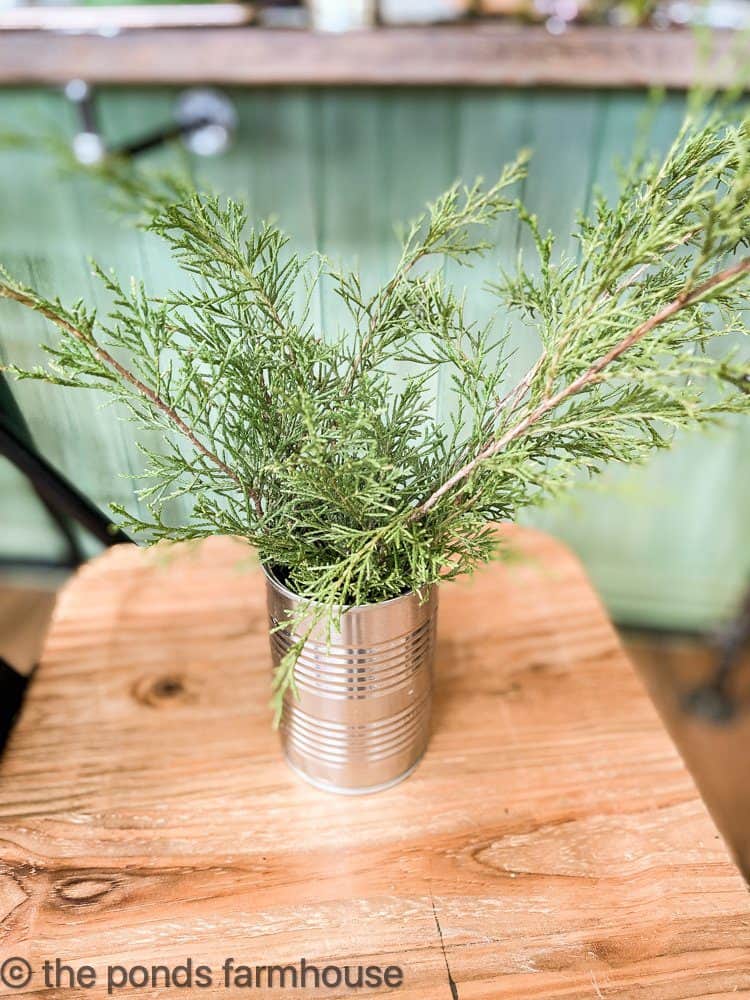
<box><xmin>1</xmin><ymin>111</ymin><xmax>749</xmax><ymax>714</ymax></box>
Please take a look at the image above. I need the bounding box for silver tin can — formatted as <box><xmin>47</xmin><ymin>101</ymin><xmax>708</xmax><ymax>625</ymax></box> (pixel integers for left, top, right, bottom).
<box><xmin>264</xmin><ymin>568</ymin><xmax>437</xmax><ymax>795</ymax></box>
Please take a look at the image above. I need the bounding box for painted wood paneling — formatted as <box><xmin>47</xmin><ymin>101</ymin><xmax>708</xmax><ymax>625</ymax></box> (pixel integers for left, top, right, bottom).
<box><xmin>0</xmin><ymin>85</ymin><xmax>747</xmax><ymax>628</ymax></box>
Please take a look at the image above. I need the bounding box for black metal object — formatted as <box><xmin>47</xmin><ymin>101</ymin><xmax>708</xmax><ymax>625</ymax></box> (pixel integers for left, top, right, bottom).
<box><xmin>0</xmin><ymin>375</ymin><xmax>82</xmax><ymax>566</ymax></box>
<box><xmin>0</xmin><ymin>420</ymin><xmax>131</xmax><ymax>552</ymax></box>
<box><xmin>0</xmin><ymin>657</ymin><xmax>31</xmax><ymax>751</ymax></box>
<box><xmin>64</xmin><ymin>80</ymin><xmax>237</xmax><ymax>165</ymax></box>
<box><xmin>112</xmin><ymin>117</ymin><xmax>211</xmax><ymax>159</ymax></box>
<box><xmin>0</xmin><ymin>372</ymin><xmax>131</xmax><ymax>555</ymax></box>
<box><xmin>682</xmin><ymin>583</ymin><xmax>750</xmax><ymax>724</ymax></box>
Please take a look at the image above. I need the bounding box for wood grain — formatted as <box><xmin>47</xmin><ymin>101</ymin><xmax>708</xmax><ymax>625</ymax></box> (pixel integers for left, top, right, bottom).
<box><xmin>0</xmin><ymin>25</ymin><xmax>741</xmax><ymax>88</ymax></box>
<box><xmin>0</xmin><ymin>527</ymin><xmax>747</xmax><ymax>998</ymax></box>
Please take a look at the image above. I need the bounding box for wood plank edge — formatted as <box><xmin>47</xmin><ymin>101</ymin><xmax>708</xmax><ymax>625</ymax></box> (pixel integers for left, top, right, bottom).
<box><xmin>0</xmin><ymin>25</ymin><xmax>743</xmax><ymax>90</ymax></box>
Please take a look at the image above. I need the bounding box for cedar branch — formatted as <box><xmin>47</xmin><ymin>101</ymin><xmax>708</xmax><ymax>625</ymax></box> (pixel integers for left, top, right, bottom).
<box><xmin>410</xmin><ymin>257</ymin><xmax>750</xmax><ymax>520</ymax></box>
<box><xmin>0</xmin><ymin>281</ymin><xmax>264</xmax><ymax>518</ymax></box>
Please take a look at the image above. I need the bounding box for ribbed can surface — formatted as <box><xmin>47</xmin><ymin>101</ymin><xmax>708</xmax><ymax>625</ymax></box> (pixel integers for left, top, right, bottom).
<box><xmin>264</xmin><ymin>568</ymin><xmax>437</xmax><ymax>794</ymax></box>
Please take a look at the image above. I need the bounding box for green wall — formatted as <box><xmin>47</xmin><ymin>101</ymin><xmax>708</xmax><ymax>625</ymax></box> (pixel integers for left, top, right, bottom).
<box><xmin>1</xmin><ymin>86</ymin><xmax>748</xmax><ymax>628</ymax></box>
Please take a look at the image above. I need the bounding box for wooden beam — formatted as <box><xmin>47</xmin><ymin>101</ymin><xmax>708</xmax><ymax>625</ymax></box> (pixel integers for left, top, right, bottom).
<box><xmin>0</xmin><ymin>24</ymin><xmax>741</xmax><ymax>89</ymax></box>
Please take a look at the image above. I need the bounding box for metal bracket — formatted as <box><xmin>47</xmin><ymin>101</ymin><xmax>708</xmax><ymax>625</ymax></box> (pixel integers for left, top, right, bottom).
<box><xmin>64</xmin><ymin>80</ymin><xmax>237</xmax><ymax>165</ymax></box>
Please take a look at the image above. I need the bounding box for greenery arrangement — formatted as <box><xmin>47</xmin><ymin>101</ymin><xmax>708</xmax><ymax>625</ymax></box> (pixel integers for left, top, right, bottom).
<box><xmin>1</xmin><ymin>111</ymin><xmax>749</xmax><ymax>713</ymax></box>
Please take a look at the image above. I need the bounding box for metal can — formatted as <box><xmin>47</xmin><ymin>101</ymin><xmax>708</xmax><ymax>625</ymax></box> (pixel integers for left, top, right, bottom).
<box><xmin>264</xmin><ymin>567</ymin><xmax>437</xmax><ymax>795</ymax></box>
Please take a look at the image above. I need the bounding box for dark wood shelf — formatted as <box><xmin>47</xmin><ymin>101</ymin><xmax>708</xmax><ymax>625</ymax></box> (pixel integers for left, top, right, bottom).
<box><xmin>0</xmin><ymin>23</ymin><xmax>742</xmax><ymax>89</ymax></box>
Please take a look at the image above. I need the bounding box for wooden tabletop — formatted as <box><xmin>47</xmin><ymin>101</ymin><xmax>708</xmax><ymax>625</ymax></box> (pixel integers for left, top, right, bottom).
<box><xmin>0</xmin><ymin>25</ymin><xmax>741</xmax><ymax>89</ymax></box>
<box><xmin>0</xmin><ymin>527</ymin><xmax>748</xmax><ymax>999</ymax></box>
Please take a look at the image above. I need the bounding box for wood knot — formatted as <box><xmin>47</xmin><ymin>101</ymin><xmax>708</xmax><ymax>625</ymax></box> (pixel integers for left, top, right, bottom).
<box><xmin>132</xmin><ymin>673</ymin><xmax>197</xmax><ymax>708</ymax></box>
<box><xmin>54</xmin><ymin>874</ymin><xmax>124</xmax><ymax>910</ymax></box>
<box><xmin>153</xmin><ymin>676</ymin><xmax>184</xmax><ymax>699</ymax></box>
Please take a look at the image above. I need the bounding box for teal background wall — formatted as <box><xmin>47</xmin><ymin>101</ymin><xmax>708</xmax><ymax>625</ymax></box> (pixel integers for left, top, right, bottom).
<box><xmin>1</xmin><ymin>86</ymin><xmax>748</xmax><ymax>628</ymax></box>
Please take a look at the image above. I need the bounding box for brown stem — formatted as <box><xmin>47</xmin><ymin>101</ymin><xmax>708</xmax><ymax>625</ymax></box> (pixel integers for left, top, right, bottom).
<box><xmin>486</xmin><ymin>234</ymin><xmax>700</xmax><ymax>434</ymax></box>
<box><xmin>537</xmin><ymin>229</ymin><xmax>703</xmax><ymax>399</ymax></box>
<box><xmin>0</xmin><ymin>282</ymin><xmax>264</xmax><ymax>518</ymax></box>
<box><xmin>410</xmin><ymin>257</ymin><xmax>750</xmax><ymax>521</ymax></box>
<box><xmin>493</xmin><ymin>353</ymin><xmax>546</xmax><ymax>422</ymax></box>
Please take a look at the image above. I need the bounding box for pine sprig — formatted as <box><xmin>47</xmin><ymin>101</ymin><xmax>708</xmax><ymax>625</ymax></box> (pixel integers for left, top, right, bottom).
<box><xmin>1</xmin><ymin>114</ymin><xmax>749</xmax><ymax>717</ymax></box>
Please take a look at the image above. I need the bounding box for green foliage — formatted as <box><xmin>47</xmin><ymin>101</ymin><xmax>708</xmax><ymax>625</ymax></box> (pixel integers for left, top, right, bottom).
<box><xmin>1</xmin><ymin>112</ymin><xmax>750</xmax><ymax>715</ymax></box>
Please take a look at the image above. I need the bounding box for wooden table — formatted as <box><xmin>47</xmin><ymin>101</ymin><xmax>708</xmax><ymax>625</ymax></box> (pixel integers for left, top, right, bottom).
<box><xmin>1</xmin><ymin>528</ymin><xmax>748</xmax><ymax>999</ymax></box>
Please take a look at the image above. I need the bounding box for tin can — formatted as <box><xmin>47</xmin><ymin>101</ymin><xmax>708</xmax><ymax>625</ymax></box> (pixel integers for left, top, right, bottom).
<box><xmin>264</xmin><ymin>568</ymin><xmax>437</xmax><ymax>794</ymax></box>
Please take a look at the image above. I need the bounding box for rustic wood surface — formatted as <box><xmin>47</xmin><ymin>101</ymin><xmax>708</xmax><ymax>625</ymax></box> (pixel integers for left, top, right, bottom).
<box><xmin>0</xmin><ymin>24</ymin><xmax>741</xmax><ymax>89</ymax></box>
<box><xmin>0</xmin><ymin>527</ymin><xmax>748</xmax><ymax>999</ymax></box>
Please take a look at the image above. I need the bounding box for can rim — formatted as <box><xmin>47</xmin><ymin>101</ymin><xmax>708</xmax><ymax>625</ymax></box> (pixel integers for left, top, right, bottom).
<box><xmin>261</xmin><ymin>562</ymin><xmax>433</xmax><ymax>614</ymax></box>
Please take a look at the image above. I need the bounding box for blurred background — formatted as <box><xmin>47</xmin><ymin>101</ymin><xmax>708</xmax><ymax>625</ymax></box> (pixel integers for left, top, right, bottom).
<box><xmin>0</xmin><ymin>0</ymin><xmax>749</xmax><ymax>866</ymax></box>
